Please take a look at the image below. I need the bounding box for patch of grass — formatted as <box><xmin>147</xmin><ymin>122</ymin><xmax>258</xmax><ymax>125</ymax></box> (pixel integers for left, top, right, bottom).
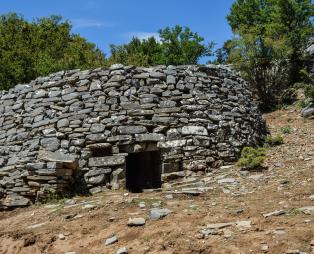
<box><xmin>132</xmin><ymin>198</ymin><xmax>162</xmax><ymax>207</ymax></box>
<box><xmin>38</xmin><ymin>190</ymin><xmax>69</xmax><ymax>205</ymax></box>
<box><xmin>237</xmin><ymin>147</ymin><xmax>266</xmax><ymax>170</ymax></box>
<box><xmin>265</xmin><ymin>135</ymin><xmax>284</xmax><ymax>147</ymax></box>
<box><xmin>281</xmin><ymin>126</ymin><xmax>293</xmax><ymax>134</ymax></box>
<box><xmin>276</xmin><ymin>103</ymin><xmax>289</xmax><ymax>110</ymax></box>
<box><xmin>288</xmin><ymin>208</ymin><xmax>303</xmax><ymax>216</ymax></box>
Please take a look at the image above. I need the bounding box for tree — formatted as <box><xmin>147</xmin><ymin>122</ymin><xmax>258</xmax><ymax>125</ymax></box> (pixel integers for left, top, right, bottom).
<box><xmin>158</xmin><ymin>25</ymin><xmax>214</xmax><ymax>65</ymax></box>
<box><xmin>108</xmin><ymin>25</ymin><xmax>214</xmax><ymax>66</ymax></box>
<box><xmin>226</xmin><ymin>0</ymin><xmax>313</xmax><ymax>111</ymax></box>
<box><xmin>213</xmin><ymin>39</ymin><xmax>236</xmax><ymax>64</ymax></box>
<box><xmin>109</xmin><ymin>37</ymin><xmax>162</xmax><ymax>66</ymax></box>
<box><xmin>0</xmin><ymin>13</ymin><xmax>107</xmax><ymax>90</ymax></box>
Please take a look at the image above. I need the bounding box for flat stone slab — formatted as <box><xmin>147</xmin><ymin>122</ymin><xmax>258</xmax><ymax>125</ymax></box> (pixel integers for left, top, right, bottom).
<box><xmin>263</xmin><ymin>210</ymin><xmax>286</xmax><ymax>218</ymax></box>
<box><xmin>127</xmin><ymin>217</ymin><xmax>146</xmax><ymax>226</ymax></box>
<box><xmin>182</xmin><ymin>126</ymin><xmax>208</xmax><ymax>136</ymax></box>
<box><xmin>205</xmin><ymin>222</ymin><xmax>234</xmax><ymax>229</ymax></box>
<box><xmin>116</xmin><ymin>247</ymin><xmax>128</xmax><ymax>254</ymax></box>
<box><xmin>104</xmin><ymin>235</ymin><xmax>118</xmax><ymax>245</ymax></box>
<box><xmin>2</xmin><ymin>194</ymin><xmax>31</xmax><ymax>207</ymax></box>
<box><xmin>149</xmin><ymin>208</ymin><xmax>172</xmax><ymax>220</ymax></box>
<box><xmin>37</xmin><ymin>150</ymin><xmax>78</xmax><ymax>170</ymax></box>
<box><xmin>88</xmin><ymin>156</ymin><xmax>125</xmax><ymax>167</ymax></box>
<box><xmin>298</xmin><ymin>206</ymin><xmax>314</xmax><ymax>215</ymax></box>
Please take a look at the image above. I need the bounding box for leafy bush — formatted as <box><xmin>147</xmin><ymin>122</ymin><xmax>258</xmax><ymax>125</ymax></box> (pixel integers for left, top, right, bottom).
<box><xmin>265</xmin><ymin>135</ymin><xmax>284</xmax><ymax>146</ymax></box>
<box><xmin>296</xmin><ymin>99</ymin><xmax>311</xmax><ymax>109</ymax></box>
<box><xmin>281</xmin><ymin>126</ymin><xmax>293</xmax><ymax>134</ymax></box>
<box><xmin>304</xmin><ymin>84</ymin><xmax>314</xmax><ymax>100</ymax></box>
<box><xmin>237</xmin><ymin>147</ymin><xmax>266</xmax><ymax>170</ymax></box>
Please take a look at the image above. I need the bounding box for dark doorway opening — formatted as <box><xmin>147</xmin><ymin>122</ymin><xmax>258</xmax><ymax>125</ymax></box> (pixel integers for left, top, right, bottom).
<box><xmin>126</xmin><ymin>151</ymin><xmax>161</xmax><ymax>193</ymax></box>
<box><xmin>90</xmin><ymin>147</ymin><xmax>111</xmax><ymax>157</ymax></box>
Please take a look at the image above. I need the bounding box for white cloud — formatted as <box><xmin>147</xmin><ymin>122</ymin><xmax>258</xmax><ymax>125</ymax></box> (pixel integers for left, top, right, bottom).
<box><xmin>124</xmin><ymin>32</ymin><xmax>160</xmax><ymax>41</ymax></box>
<box><xmin>71</xmin><ymin>18</ymin><xmax>110</xmax><ymax>29</ymax></box>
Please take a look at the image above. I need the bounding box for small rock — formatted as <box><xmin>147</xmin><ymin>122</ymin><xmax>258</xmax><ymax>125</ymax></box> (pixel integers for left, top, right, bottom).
<box><xmin>127</xmin><ymin>217</ymin><xmax>146</xmax><ymax>227</ymax></box>
<box><xmin>82</xmin><ymin>204</ymin><xmax>96</xmax><ymax>209</ymax></box>
<box><xmin>286</xmin><ymin>250</ymin><xmax>302</xmax><ymax>254</ymax></box>
<box><xmin>263</xmin><ymin>210</ymin><xmax>285</xmax><ymax>218</ymax></box>
<box><xmin>298</xmin><ymin>206</ymin><xmax>314</xmax><ymax>215</ymax></box>
<box><xmin>165</xmin><ymin>194</ymin><xmax>173</xmax><ymax>199</ymax></box>
<box><xmin>138</xmin><ymin>202</ymin><xmax>146</xmax><ymax>209</ymax></box>
<box><xmin>27</xmin><ymin>222</ymin><xmax>47</xmax><ymax>229</ymax></box>
<box><xmin>108</xmin><ymin>217</ymin><xmax>115</xmax><ymax>222</ymax></box>
<box><xmin>149</xmin><ymin>208</ymin><xmax>172</xmax><ymax>220</ymax></box>
<box><xmin>58</xmin><ymin>234</ymin><xmax>65</xmax><ymax>240</ymax></box>
<box><xmin>205</xmin><ymin>222</ymin><xmax>234</xmax><ymax>229</ymax></box>
<box><xmin>105</xmin><ymin>235</ymin><xmax>118</xmax><ymax>246</ymax></box>
<box><xmin>116</xmin><ymin>247</ymin><xmax>128</xmax><ymax>254</ymax></box>
<box><xmin>200</xmin><ymin>228</ymin><xmax>221</xmax><ymax>237</ymax></box>
<box><xmin>235</xmin><ymin>220</ymin><xmax>251</xmax><ymax>229</ymax></box>
<box><xmin>261</xmin><ymin>244</ymin><xmax>269</xmax><ymax>252</ymax></box>
<box><xmin>223</xmin><ymin>229</ymin><xmax>233</xmax><ymax>238</ymax></box>
<box><xmin>309</xmin><ymin>195</ymin><xmax>314</xmax><ymax>201</ymax></box>
<box><xmin>65</xmin><ymin>199</ymin><xmax>76</xmax><ymax>205</ymax></box>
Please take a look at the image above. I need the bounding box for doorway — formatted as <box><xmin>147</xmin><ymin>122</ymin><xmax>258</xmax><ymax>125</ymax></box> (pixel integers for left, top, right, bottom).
<box><xmin>125</xmin><ymin>151</ymin><xmax>161</xmax><ymax>193</ymax></box>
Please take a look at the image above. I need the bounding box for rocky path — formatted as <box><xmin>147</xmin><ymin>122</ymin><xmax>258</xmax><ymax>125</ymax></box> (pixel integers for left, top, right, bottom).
<box><xmin>0</xmin><ymin>105</ymin><xmax>313</xmax><ymax>254</ymax></box>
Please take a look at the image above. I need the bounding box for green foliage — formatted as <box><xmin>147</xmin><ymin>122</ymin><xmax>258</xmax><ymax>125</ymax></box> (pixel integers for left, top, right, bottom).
<box><xmin>296</xmin><ymin>69</ymin><xmax>314</xmax><ymax>100</ymax></box>
<box><xmin>265</xmin><ymin>134</ymin><xmax>284</xmax><ymax>146</ymax></box>
<box><xmin>296</xmin><ymin>99</ymin><xmax>311</xmax><ymax>109</ymax></box>
<box><xmin>109</xmin><ymin>25</ymin><xmax>214</xmax><ymax>66</ymax></box>
<box><xmin>237</xmin><ymin>147</ymin><xmax>266</xmax><ymax>170</ymax></box>
<box><xmin>225</xmin><ymin>0</ymin><xmax>314</xmax><ymax>111</ymax></box>
<box><xmin>281</xmin><ymin>126</ymin><xmax>293</xmax><ymax>134</ymax></box>
<box><xmin>0</xmin><ymin>13</ymin><xmax>107</xmax><ymax>90</ymax></box>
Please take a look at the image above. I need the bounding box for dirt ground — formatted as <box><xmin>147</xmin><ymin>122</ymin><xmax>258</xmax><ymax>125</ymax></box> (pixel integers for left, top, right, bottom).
<box><xmin>0</xmin><ymin>105</ymin><xmax>313</xmax><ymax>254</ymax></box>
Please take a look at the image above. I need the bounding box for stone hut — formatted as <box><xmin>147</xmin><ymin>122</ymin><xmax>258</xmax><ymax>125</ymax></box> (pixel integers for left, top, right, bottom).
<box><xmin>0</xmin><ymin>64</ymin><xmax>266</xmax><ymax>208</ymax></box>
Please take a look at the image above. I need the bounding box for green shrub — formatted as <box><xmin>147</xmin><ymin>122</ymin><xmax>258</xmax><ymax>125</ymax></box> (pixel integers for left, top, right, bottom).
<box><xmin>237</xmin><ymin>147</ymin><xmax>266</xmax><ymax>170</ymax></box>
<box><xmin>296</xmin><ymin>99</ymin><xmax>311</xmax><ymax>109</ymax></box>
<box><xmin>304</xmin><ymin>84</ymin><xmax>314</xmax><ymax>100</ymax></box>
<box><xmin>281</xmin><ymin>126</ymin><xmax>293</xmax><ymax>134</ymax></box>
<box><xmin>265</xmin><ymin>135</ymin><xmax>284</xmax><ymax>146</ymax></box>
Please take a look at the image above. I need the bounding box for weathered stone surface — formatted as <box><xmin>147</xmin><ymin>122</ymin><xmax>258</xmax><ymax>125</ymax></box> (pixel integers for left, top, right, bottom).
<box><xmin>157</xmin><ymin>140</ymin><xmax>186</xmax><ymax>148</ymax></box>
<box><xmin>57</xmin><ymin>118</ymin><xmax>69</xmax><ymax>128</ymax></box>
<box><xmin>127</xmin><ymin>217</ymin><xmax>146</xmax><ymax>226</ymax></box>
<box><xmin>2</xmin><ymin>194</ymin><xmax>31</xmax><ymax>207</ymax></box>
<box><xmin>182</xmin><ymin>126</ymin><xmax>208</xmax><ymax>136</ymax></box>
<box><xmin>116</xmin><ymin>247</ymin><xmax>128</xmax><ymax>254</ymax></box>
<box><xmin>0</xmin><ymin>64</ymin><xmax>266</xmax><ymax>208</ymax></box>
<box><xmin>104</xmin><ymin>235</ymin><xmax>118</xmax><ymax>245</ymax></box>
<box><xmin>135</xmin><ymin>133</ymin><xmax>165</xmax><ymax>142</ymax></box>
<box><xmin>88</xmin><ymin>156</ymin><xmax>125</xmax><ymax>167</ymax></box>
<box><xmin>37</xmin><ymin>150</ymin><xmax>78</xmax><ymax>170</ymax></box>
<box><xmin>117</xmin><ymin>126</ymin><xmax>147</xmax><ymax>135</ymax></box>
<box><xmin>40</xmin><ymin>138</ymin><xmax>60</xmax><ymax>151</ymax></box>
<box><xmin>90</xmin><ymin>124</ymin><xmax>105</xmax><ymax>133</ymax></box>
<box><xmin>149</xmin><ymin>208</ymin><xmax>172</xmax><ymax>220</ymax></box>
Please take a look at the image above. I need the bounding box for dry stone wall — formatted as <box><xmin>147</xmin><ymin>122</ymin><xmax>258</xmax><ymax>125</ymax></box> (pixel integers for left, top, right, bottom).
<box><xmin>0</xmin><ymin>64</ymin><xmax>266</xmax><ymax>209</ymax></box>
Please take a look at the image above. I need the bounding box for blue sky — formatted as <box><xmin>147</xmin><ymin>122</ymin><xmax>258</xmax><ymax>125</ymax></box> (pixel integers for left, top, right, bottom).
<box><xmin>1</xmin><ymin>0</ymin><xmax>235</xmax><ymax>63</ymax></box>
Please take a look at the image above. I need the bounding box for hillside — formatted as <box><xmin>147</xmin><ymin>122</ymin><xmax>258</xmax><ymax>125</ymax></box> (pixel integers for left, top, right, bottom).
<box><xmin>0</xmin><ymin>105</ymin><xmax>313</xmax><ymax>254</ymax></box>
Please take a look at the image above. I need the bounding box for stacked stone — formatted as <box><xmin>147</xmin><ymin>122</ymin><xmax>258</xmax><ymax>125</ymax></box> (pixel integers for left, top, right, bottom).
<box><xmin>0</xmin><ymin>64</ymin><xmax>267</xmax><ymax>208</ymax></box>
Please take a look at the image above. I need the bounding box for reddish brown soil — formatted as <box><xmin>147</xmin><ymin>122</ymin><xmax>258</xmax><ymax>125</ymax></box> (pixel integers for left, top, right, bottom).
<box><xmin>0</xmin><ymin>105</ymin><xmax>313</xmax><ymax>254</ymax></box>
